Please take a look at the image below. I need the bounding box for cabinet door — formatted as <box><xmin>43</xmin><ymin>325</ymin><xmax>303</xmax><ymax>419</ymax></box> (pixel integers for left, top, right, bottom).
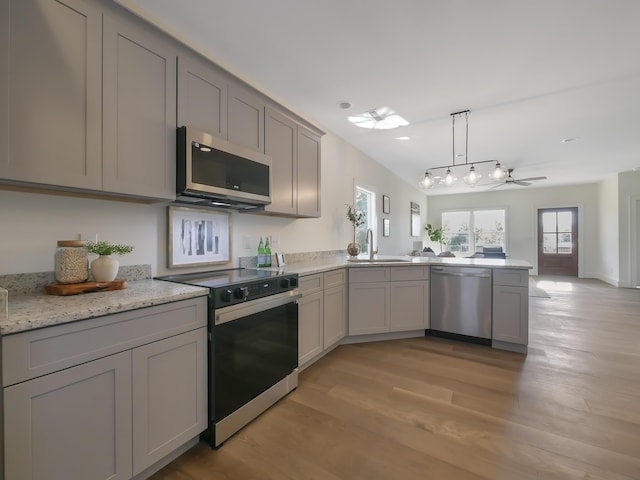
<box><xmin>132</xmin><ymin>327</ymin><xmax>208</xmax><ymax>475</ymax></box>
<box><xmin>296</xmin><ymin>125</ymin><xmax>322</xmax><ymax>218</ymax></box>
<box><xmin>324</xmin><ymin>284</ymin><xmax>346</xmax><ymax>349</ymax></box>
<box><xmin>0</xmin><ymin>0</ymin><xmax>102</xmax><ymax>189</ymax></box>
<box><xmin>493</xmin><ymin>285</ymin><xmax>529</xmax><ymax>344</ymax></box>
<box><xmin>298</xmin><ymin>290</ymin><xmax>324</xmax><ymax>365</ymax></box>
<box><xmin>348</xmin><ymin>282</ymin><xmax>390</xmax><ymax>335</ymax></box>
<box><xmin>177</xmin><ymin>55</ymin><xmax>228</xmax><ymax>139</ymax></box>
<box><xmin>228</xmin><ymin>83</ymin><xmax>264</xmax><ymax>152</ymax></box>
<box><xmin>103</xmin><ymin>16</ymin><xmax>176</xmax><ymax>199</ymax></box>
<box><xmin>390</xmin><ymin>280</ymin><xmax>429</xmax><ymax>332</ymax></box>
<box><xmin>264</xmin><ymin>107</ymin><xmax>297</xmax><ymax>215</ymax></box>
<box><xmin>4</xmin><ymin>351</ymin><xmax>133</xmax><ymax>480</ymax></box>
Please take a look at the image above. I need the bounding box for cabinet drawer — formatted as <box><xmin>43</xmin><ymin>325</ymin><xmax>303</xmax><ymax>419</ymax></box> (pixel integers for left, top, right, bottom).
<box><xmin>493</xmin><ymin>268</ymin><xmax>529</xmax><ymax>287</ymax></box>
<box><xmin>349</xmin><ymin>268</ymin><xmax>389</xmax><ymax>284</ymax></box>
<box><xmin>389</xmin><ymin>266</ymin><xmax>429</xmax><ymax>282</ymax></box>
<box><xmin>3</xmin><ymin>297</ymin><xmax>207</xmax><ymax>387</ymax></box>
<box><xmin>299</xmin><ymin>273</ymin><xmax>323</xmax><ymax>295</ymax></box>
<box><xmin>324</xmin><ymin>268</ymin><xmax>346</xmax><ymax>288</ymax></box>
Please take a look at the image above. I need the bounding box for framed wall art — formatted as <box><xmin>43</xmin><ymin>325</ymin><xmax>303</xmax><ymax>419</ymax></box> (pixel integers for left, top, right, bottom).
<box><xmin>168</xmin><ymin>205</ymin><xmax>231</xmax><ymax>267</ymax></box>
<box><xmin>383</xmin><ymin>218</ymin><xmax>390</xmax><ymax>237</ymax></box>
<box><xmin>382</xmin><ymin>195</ymin><xmax>390</xmax><ymax>214</ymax></box>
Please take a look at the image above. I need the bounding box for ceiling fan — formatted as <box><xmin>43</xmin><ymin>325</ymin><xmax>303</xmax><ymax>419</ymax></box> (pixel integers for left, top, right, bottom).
<box><xmin>489</xmin><ymin>169</ymin><xmax>547</xmax><ymax>189</ymax></box>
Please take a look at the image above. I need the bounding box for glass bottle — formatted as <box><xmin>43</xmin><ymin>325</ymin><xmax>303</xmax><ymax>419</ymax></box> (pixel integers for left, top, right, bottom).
<box><xmin>257</xmin><ymin>237</ymin><xmax>265</xmax><ymax>267</ymax></box>
<box><xmin>264</xmin><ymin>236</ymin><xmax>272</xmax><ymax>267</ymax></box>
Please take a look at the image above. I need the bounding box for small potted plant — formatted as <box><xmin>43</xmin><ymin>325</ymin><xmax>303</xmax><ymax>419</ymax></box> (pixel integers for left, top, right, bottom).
<box><xmin>345</xmin><ymin>204</ymin><xmax>365</xmax><ymax>257</ymax></box>
<box><xmin>425</xmin><ymin>223</ymin><xmax>446</xmax><ymax>254</ymax></box>
<box><xmin>86</xmin><ymin>240</ymin><xmax>134</xmax><ymax>282</ymax></box>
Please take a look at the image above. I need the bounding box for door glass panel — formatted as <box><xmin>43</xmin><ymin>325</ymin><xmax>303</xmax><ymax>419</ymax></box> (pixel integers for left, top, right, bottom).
<box><xmin>542</xmin><ymin>212</ymin><xmax>557</xmax><ymax>232</ymax></box>
<box><xmin>558</xmin><ymin>233</ymin><xmax>572</xmax><ymax>253</ymax></box>
<box><xmin>557</xmin><ymin>211</ymin><xmax>572</xmax><ymax>232</ymax></box>
<box><xmin>543</xmin><ymin>233</ymin><xmax>557</xmax><ymax>253</ymax></box>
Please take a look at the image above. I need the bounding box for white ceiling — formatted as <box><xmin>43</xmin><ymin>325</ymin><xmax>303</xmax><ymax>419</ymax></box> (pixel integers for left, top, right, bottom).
<box><xmin>119</xmin><ymin>0</ymin><xmax>640</xmax><ymax>195</ymax></box>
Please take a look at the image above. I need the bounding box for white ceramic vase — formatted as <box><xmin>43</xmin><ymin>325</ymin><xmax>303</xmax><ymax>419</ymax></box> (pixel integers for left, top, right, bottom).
<box><xmin>91</xmin><ymin>255</ymin><xmax>119</xmax><ymax>282</ymax></box>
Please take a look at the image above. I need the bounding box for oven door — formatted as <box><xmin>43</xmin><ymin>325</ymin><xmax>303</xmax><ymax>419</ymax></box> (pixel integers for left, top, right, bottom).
<box><xmin>213</xmin><ymin>290</ymin><xmax>300</xmax><ymax>424</ymax></box>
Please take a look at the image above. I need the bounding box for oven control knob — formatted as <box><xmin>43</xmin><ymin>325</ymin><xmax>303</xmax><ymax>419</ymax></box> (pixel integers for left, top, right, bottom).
<box><xmin>221</xmin><ymin>289</ymin><xmax>233</xmax><ymax>302</ymax></box>
<box><xmin>235</xmin><ymin>287</ymin><xmax>249</xmax><ymax>300</ymax></box>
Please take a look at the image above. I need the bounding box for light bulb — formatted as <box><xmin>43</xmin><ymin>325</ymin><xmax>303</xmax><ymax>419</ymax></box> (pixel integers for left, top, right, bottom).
<box><xmin>419</xmin><ymin>172</ymin><xmax>434</xmax><ymax>189</ymax></box>
<box><xmin>492</xmin><ymin>162</ymin><xmax>507</xmax><ymax>180</ymax></box>
<box><xmin>463</xmin><ymin>165</ymin><xmax>482</xmax><ymax>185</ymax></box>
<box><xmin>444</xmin><ymin>168</ymin><xmax>457</xmax><ymax>186</ymax></box>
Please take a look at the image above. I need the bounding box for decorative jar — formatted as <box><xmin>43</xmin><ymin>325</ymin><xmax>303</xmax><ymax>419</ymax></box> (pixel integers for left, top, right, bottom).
<box><xmin>55</xmin><ymin>240</ymin><xmax>89</xmax><ymax>284</ymax></box>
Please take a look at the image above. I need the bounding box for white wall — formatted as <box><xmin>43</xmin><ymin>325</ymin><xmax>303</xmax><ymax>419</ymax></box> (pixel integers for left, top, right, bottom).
<box><xmin>425</xmin><ymin>183</ymin><xmax>600</xmax><ymax>277</ymax></box>
<box><xmin>597</xmin><ymin>174</ymin><xmax>620</xmax><ymax>285</ymax></box>
<box><xmin>617</xmin><ymin>171</ymin><xmax>640</xmax><ymax>287</ymax></box>
<box><xmin>0</xmin><ymin>130</ymin><xmax>427</xmax><ymax>277</ymax></box>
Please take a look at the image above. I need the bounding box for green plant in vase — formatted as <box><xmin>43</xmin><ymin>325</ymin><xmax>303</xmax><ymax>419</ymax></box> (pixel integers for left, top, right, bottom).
<box><xmin>425</xmin><ymin>223</ymin><xmax>446</xmax><ymax>253</ymax></box>
<box><xmin>86</xmin><ymin>240</ymin><xmax>134</xmax><ymax>282</ymax></box>
<box><xmin>345</xmin><ymin>204</ymin><xmax>365</xmax><ymax>257</ymax></box>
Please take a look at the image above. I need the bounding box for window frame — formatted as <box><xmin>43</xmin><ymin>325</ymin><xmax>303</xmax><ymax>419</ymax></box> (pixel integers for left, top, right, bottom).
<box><xmin>441</xmin><ymin>207</ymin><xmax>508</xmax><ymax>255</ymax></box>
<box><xmin>355</xmin><ymin>184</ymin><xmax>377</xmax><ymax>254</ymax></box>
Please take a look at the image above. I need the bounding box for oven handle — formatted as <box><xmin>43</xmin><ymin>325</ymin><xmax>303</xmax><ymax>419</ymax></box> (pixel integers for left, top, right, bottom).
<box><xmin>215</xmin><ymin>289</ymin><xmax>302</xmax><ymax>326</ymax></box>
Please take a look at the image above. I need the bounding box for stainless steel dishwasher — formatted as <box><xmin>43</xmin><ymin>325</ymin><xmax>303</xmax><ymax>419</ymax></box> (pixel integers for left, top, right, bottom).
<box><xmin>430</xmin><ymin>266</ymin><xmax>492</xmax><ymax>344</ymax></box>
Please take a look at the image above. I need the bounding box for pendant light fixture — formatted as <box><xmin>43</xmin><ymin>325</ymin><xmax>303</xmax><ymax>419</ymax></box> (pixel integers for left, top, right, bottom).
<box><xmin>419</xmin><ymin>110</ymin><xmax>505</xmax><ymax>190</ymax></box>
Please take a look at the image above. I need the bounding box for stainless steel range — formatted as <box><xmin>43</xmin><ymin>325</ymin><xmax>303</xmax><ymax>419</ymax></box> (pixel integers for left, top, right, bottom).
<box><xmin>157</xmin><ymin>268</ymin><xmax>300</xmax><ymax>447</ymax></box>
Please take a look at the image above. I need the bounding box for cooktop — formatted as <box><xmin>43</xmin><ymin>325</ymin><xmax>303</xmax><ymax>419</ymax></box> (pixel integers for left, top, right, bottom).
<box><xmin>156</xmin><ymin>268</ymin><xmax>292</xmax><ymax>289</ymax></box>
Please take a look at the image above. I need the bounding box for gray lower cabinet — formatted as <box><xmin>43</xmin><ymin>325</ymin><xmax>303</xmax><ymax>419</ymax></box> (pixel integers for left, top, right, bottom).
<box><xmin>298</xmin><ymin>274</ymin><xmax>324</xmax><ymax>365</ymax></box>
<box><xmin>2</xmin><ymin>297</ymin><xmax>208</xmax><ymax>480</ymax></box>
<box><xmin>4</xmin><ymin>351</ymin><xmax>133</xmax><ymax>480</ymax></box>
<box><xmin>263</xmin><ymin>107</ymin><xmax>322</xmax><ymax>218</ymax></box>
<box><xmin>298</xmin><ymin>269</ymin><xmax>347</xmax><ymax>366</ymax></box>
<box><xmin>492</xmin><ymin>269</ymin><xmax>529</xmax><ymax>350</ymax></box>
<box><xmin>0</xmin><ymin>0</ymin><xmax>103</xmax><ymax>190</ymax></box>
<box><xmin>132</xmin><ymin>328</ymin><xmax>207</xmax><ymax>476</ymax></box>
<box><xmin>323</xmin><ymin>270</ymin><xmax>347</xmax><ymax>349</ymax></box>
<box><xmin>349</xmin><ymin>267</ymin><xmax>429</xmax><ymax>335</ymax></box>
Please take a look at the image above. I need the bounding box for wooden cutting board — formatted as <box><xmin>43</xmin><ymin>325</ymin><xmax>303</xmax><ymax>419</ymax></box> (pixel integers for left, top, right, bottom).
<box><xmin>44</xmin><ymin>280</ymin><xmax>128</xmax><ymax>296</ymax></box>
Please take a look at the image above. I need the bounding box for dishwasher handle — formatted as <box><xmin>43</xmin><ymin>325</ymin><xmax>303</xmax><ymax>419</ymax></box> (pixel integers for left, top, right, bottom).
<box><xmin>431</xmin><ymin>268</ymin><xmax>491</xmax><ymax>278</ymax></box>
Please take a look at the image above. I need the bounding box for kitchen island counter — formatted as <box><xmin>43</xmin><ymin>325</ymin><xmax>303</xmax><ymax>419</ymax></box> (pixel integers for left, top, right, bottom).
<box><xmin>261</xmin><ymin>255</ymin><xmax>532</xmax><ymax>277</ymax></box>
<box><xmin>2</xmin><ymin>280</ymin><xmax>208</xmax><ymax>336</ymax></box>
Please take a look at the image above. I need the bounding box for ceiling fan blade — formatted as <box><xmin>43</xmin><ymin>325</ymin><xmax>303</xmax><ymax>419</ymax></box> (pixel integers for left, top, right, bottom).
<box><xmin>514</xmin><ymin>181</ymin><xmax>531</xmax><ymax>186</ymax></box>
<box><xmin>517</xmin><ymin>176</ymin><xmax>547</xmax><ymax>182</ymax></box>
<box><xmin>488</xmin><ymin>182</ymin><xmax>505</xmax><ymax>190</ymax></box>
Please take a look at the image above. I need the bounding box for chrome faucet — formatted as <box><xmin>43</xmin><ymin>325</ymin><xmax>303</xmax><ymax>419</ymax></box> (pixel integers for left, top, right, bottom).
<box><xmin>366</xmin><ymin>228</ymin><xmax>378</xmax><ymax>261</ymax></box>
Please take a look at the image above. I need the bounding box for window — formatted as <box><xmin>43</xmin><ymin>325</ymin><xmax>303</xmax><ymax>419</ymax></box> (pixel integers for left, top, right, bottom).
<box><xmin>542</xmin><ymin>210</ymin><xmax>573</xmax><ymax>254</ymax></box>
<box><xmin>442</xmin><ymin>209</ymin><xmax>506</xmax><ymax>254</ymax></box>
<box><xmin>355</xmin><ymin>185</ymin><xmax>376</xmax><ymax>254</ymax></box>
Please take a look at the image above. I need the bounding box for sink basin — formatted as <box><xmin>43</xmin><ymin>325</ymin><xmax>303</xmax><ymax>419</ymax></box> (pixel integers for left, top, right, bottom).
<box><xmin>347</xmin><ymin>258</ymin><xmax>411</xmax><ymax>263</ymax></box>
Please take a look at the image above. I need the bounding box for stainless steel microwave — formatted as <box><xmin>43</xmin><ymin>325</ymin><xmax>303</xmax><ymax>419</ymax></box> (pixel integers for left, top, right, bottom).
<box><xmin>176</xmin><ymin>126</ymin><xmax>272</xmax><ymax>210</ymax></box>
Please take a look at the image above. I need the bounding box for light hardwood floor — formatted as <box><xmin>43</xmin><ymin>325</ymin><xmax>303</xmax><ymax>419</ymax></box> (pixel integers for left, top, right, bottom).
<box><xmin>149</xmin><ymin>276</ymin><xmax>640</xmax><ymax>480</ymax></box>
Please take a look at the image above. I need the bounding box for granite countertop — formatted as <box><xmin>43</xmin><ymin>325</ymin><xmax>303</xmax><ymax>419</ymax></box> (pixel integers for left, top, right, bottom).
<box><xmin>269</xmin><ymin>255</ymin><xmax>533</xmax><ymax>277</ymax></box>
<box><xmin>2</xmin><ymin>280</ymin><xmax>208</xmax><ymax>336</ymax></box>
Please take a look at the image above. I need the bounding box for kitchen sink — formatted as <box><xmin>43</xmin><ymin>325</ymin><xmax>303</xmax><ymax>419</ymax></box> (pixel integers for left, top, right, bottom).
<box><xmin>347</xmin><ymin>258</ymin><xmax>412</xmax><ymax>263</ymax></box>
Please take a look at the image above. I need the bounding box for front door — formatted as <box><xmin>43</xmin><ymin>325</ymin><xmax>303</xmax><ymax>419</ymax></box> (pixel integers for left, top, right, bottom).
<box><xmin>538</xmin><ymin>207</ymin><xmax>578</xmax><ymax>276</ymax></box>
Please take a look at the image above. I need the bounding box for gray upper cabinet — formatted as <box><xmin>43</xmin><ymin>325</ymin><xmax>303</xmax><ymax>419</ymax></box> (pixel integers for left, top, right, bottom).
<box><xmin>264</xmin><ymin>107</ymin><xmax>322</xmax><ymax>218</ymax></box>
<box><xmin>0</xmin><ymin>0</ymin><xmax>103</xmax><ymax>190</ymax></box>
<box><xmin>265</xmin><ymin>107</ymin><xmax>297</xmax><ymax>215</ymax></box>
<box><xmin>103</xmin><ymin>14</ymin><xmax>177</xmax><ymax>200</ymax></box>
<box><xmin>297</xmin><ymin>125</ymin><xmax>322</xmax><ymax>218</ymax></box>
<box><xmin>177</xmin><ymin>54</ymin><xmax>228</xmax><ymax>139</ymax></box>
<box><xmin>228</xmin><ymin>83</ymin><xmax>265</xmax><ymax>152</ymax></box>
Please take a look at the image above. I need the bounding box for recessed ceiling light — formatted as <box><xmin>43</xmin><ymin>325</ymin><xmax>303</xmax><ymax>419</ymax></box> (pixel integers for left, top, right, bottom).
<box><xmin>561</xmin><ymin>137</ymin><xmax>577</xmax><ymax>143</ymax></box>
<box><xmin>395</xmin><ymin>136</ymin><xmax>410</xmax><ymax>140</ymax></box>
<box><xmin>338</xmin><ymin>101</ymin><xmax>352</xmax><ymax>110</ymax></box>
